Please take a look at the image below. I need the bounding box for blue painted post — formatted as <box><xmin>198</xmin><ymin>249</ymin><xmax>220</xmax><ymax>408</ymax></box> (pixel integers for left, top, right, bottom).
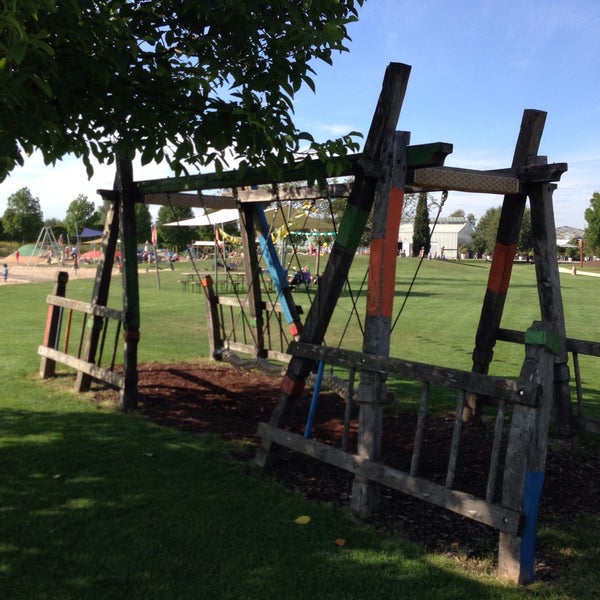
<box><xmin>304</xmin><ymin>360</ymin><xmax>325</xmax><ymax>439</ymax></box>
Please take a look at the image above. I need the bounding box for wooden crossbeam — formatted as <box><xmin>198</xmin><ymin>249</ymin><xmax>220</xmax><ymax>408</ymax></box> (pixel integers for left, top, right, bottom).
<box><xmin>46</xmin><ymin>295</ymin><xmax>125</xmax><ymax>322</ymax></box>
<box><xmin>288</xmin><ymin>342</ymin><xmax>536</xmax><ymax>405</ymax></box>
<box><xmin>144</xmin><ymin>192</ymin><xmax>236</xmax><ymax>209</ymax></box>
<box><xmin>236</xmin><ymin>182</ymin><xmax>353</xmax><ymax>203</ymax></box>
<box><xmin>409</xmin><ymin>163</ymin><xmax>568</xmax><ymax>195</ymax></box>
<box><xmin>131</xmin><ymin>143</ymin><xmax>452</xmax><ymax>196</ymax></box>
<box><xmin>107</xmin><ymin>161</ymin><xmax>567</xmax><ymax>206</ymax></box>
<box><xmin>410</xmin><ymin>166</ymin><xmax>520</xmax><ymax>194</ymax></box>
<box><xmin>257</xmin><ymin>423</ymin><xmax>523</xmax><ymax>535</ymax></box>
<box><xmin>37</xmin><ymin>346</ymin><xmax>125</xmax><ymax>389</ymax></box>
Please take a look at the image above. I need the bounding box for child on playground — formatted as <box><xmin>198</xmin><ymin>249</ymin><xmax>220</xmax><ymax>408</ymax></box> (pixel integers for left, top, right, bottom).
<box><xmin>3</xmin><ymin>263</ymin><xmax>8</xmax><ymax>282</ymax></box>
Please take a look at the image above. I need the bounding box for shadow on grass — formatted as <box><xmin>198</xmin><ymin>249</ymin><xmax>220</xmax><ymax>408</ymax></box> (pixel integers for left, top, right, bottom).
<box><xmin>0</xmin><ymin>406</ymin><xmax>540</xmax><ymax>599</ymax></box>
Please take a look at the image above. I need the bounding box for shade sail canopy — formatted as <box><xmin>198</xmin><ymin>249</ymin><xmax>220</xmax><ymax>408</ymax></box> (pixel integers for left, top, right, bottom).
<box><xmin>78</xmin><ymin>227</ymin><xmax>104</xmax><ymax>237</ymax></box>
<box><xmin>163</xmin><ymin>208</ymin><xmax>239</xmax><ymax>227</ymax></box>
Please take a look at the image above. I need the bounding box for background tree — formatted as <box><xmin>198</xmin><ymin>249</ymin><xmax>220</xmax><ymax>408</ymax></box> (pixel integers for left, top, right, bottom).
<box><xmin>156</xmin><ymin>205</ymin><xmax>196</xmax><ymax>251</ymax></box>
<box><xmin>135</xmin><ymin>204</ymin><xmax>153</xmax><ymax>246</ymax></box>
<box><xmin>64</xmin><ymin>195</ymin><xmax>99</xmax><ymax>238</ymax></box>
<box><xmin>1</xmin><ymin>1</ymin><xmax>363</xmax><ymax>183</ymax></box>
<box><xmin>517</xmin><ymin>208</ymin><xmax>533</xmax><ymax>258</ymax></box>
<box><xmin>471</xmin><ymin>206</ymin><xmax>501</xmax><ymax>257</ymax></box>
<box><xmin>448</xmin><ymin>208</ymin><xmax>476</xmax><ymax>225</ymax></box>
<box><xmin>584</xmin><ymin>191</ymin><xmax>600</xmax><ymax>255</ymax></box>
<box><xmin>44</xmin><ymin>217</ymin><xmax>67</xmax><ymax>242</ymax></box>
<box><xmin>1</xmin><ymin>187</ymin><xmax>44</xmax><ymax>242</ymax></box>
<box><xmin>412</xmin><ymin>192</ymin><xmax>430</xmax><ymax>256</ymax></box>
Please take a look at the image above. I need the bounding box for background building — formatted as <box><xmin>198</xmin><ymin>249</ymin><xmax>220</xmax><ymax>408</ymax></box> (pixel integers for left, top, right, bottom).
<box><xmin>398</xmin><ymin>217</ymin><xmax>475</xmax><ymax>259</ymax></box>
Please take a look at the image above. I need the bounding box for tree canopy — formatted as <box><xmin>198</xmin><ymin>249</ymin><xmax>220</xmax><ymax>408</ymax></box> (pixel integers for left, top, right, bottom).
<box><xmin>1</xmin><ymin>0</ymin><xmax>363</xmax><ymax>183</ymax></box>
<box><xmin>64</xmin><ymin>195</ymin><xmax>99</xmax><ymax>237</ymax></box>
<box><xmin>412</xmin><ymin>192</ymin><xmax>430</xmax><ymax>256</ymax></box>
<box><xmin>2</xmin><ymin>187</ymin><xmax>44</xmax><ymax>241</ymax></box>
<box><xmin>584</xmin><ymin>191</ymin><xmax>600</xmax><ymax>255</ymax></box>
<box><xmin>472</xmin><ymin>206</ymin><xmax>533</xmax><ymax>257</ymax></box>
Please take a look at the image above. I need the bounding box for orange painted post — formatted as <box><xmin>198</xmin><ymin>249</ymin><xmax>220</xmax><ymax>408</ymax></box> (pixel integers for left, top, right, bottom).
<box><xmin>469</xmin><ymin>110</ymin><xmax>547</xmax><ymax>421</ymax></box>
<box><xmin>257</xmin><ymin>63</ymin><xmax>412</xmax><ymax>469</ymax></box>
<box><xmin>201</xmin><ymin>275</ymin><xmax>223</xmax><ymax>358</ymax></box>
<box><xmin>351</xmin><ymin>130</ymin><xmax>409</xmax><ymax>516</ymax></box>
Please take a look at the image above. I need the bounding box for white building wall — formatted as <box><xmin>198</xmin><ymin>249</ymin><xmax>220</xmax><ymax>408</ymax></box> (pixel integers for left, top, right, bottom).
<box><xmin>398</xmin><ymin>220</ymin><xmax>474</xmax><ymax>259</ymax></box>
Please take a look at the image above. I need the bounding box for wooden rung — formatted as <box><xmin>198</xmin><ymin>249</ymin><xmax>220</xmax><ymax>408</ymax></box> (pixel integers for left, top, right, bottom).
<box><xmin>486</xmin><ymin>398</ymin><xmax>507</xmax><ymax>503</ymax></box>
<box><xmin>572</xmin><ymin>352</ymin><xmax>584</xmax><ymax>418</ymax></box>
<box><xmin>410</xmin><ymin>166</ymin><xmax>520</xmax><ymax>195</ymax></box>
<box><xmin>110</xmin><ymin>321</ymin><xmax>122</xmax><ymax>371</ymax></box>
<box><xmin>37</xmin><ymin>346</ymin><xmax>124</xmax><ymax>389</ymax></box>
<box><xmin>445</xmin><ymin>390</ymin><xmax>466</xmax><ymax>489</ymax></box>
<box><xmin>97</xmin><ymin>317</ymin><xmax>109</xmax><ymax>366</ymax></box>
<box><xmin>341</xmin><ymin>368</ymin><xmax>356</xmax><ymax>452</ymax></box>
<box><xmin>63</xmin><ymin>308</ymin><xmax>73</xmax><ymax>354</ymax></box>
<box><xmin>410</xmin><ymin>382</ymin><xmax>429</xmax><ymax>476</ymax></box>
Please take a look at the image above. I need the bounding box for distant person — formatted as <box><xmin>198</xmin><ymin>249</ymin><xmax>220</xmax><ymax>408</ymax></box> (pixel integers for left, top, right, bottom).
<box><xmin>3</xmin><ymin>263</ymin><xmax>7</xmax><ymax>282</ymax></box>
<box><xmin>15</xmin><ymin>249</ymin><xmax>19</xmax><ymax>264</ymax></box>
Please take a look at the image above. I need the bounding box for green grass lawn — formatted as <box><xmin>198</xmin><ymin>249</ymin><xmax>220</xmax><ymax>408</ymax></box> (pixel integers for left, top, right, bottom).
<box><xmin>0</xmin><ymin>258</ymin><xmax>598</xmax><ymax>598</ymax></box>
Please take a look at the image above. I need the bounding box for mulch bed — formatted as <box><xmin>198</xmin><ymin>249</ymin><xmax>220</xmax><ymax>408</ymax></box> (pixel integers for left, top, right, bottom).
<box><xmin>95</xmin><ymin>361</ymin><xmax>599</xmax><ymax>575</ymax></box>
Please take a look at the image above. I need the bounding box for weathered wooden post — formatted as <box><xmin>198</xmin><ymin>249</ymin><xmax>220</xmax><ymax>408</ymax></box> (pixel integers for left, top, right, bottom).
<box><xmin>351</xmin><ymin>130</ymin><xmax>409</xmax><ymax>515</ymax></box>
<box><xmin>39</xmin><ymin>271</ymin><xmax>69</xmax><ymax>379</ymax></box>
<box><xmin>75</xmin><ymin>200</ymin><xmax>120</xmax><ymax>392</ymax></box>
<box><xmin>469</xmin><ymin>109</ymin><xmax>547</xmax><ymax>420</ymax></box>
<box><xmin>498</xmin><ymin>322</ymin><xmax>558</xmax><ymax>584</ymax></box>
<box><xmin>117</xmin><ymin>156</ymin><xmax>140</xmax><ymax>411</ymax></box>
<box><xmin>528</xmin><ymin>175</ymin><xmax>575</xmax><ymax>437</ymax></box>
<box><xmin>238</xmin><ymin>203</ymin><xmax>266</xmax><ymax>357</ymax></box>
<box><xmin>257</xmin><ymin>62</ymin><xmax>411</xmax><ymax>467</ymax></box>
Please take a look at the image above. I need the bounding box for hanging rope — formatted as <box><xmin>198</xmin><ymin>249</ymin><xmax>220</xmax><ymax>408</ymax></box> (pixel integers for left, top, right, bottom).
<box><xmin>391</xmin><ymin>190</ymin><xmax>448</xmax><ymax>333</ymax></box>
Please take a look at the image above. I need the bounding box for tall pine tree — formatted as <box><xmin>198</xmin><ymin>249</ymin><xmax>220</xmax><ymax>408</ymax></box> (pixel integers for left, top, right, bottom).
<box><xmin>412</xmin><ymin>192</ymin><xmax>430</xmax><ymax>256</ymax></box>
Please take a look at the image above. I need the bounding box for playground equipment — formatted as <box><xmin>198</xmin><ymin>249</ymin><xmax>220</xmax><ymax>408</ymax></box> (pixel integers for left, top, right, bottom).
<box><xmin>37</xmin><ymin>62</ymin><xmax>600</xmax><ymax>584</ymax></box>
<box><xmin>27</xmin><ymin>226</ymin><xmax>63</xmax><ymax>266</ymax></box>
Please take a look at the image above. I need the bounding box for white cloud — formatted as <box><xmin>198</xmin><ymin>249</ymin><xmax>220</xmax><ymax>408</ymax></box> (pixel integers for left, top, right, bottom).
<box><xmin>0</xmin><ymin>153</ymin><xmax>175</xmax><ymax>221</ymax></box>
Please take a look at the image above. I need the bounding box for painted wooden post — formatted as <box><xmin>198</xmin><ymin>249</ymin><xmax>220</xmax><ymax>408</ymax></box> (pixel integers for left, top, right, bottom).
<box><xmin>75</xmin><ymin>201</ymin><xmax>120</xmax><ymax>392</ymax></box>
<box><xmin>351</xmin><ymin>130</ymin><xmax>409</xmax><ymax>516</ymax></box>
<box><xmin>469</xmin><ymin>109</ymin><xmax>547</xmax><ymax>420</ymax></box>
<box><xmin>236</xmin><ymin>203</ymin><xmax>267</xmax><ymax>357</ymax></box>
<box><xmin>256</xmin><ymin>62</ymin><xmax>411</xmax><ymax>468</ymax></box>
<box><xmin>117</xmin><ymin>156</ymin><xmax>140</xmax><ymax>411</ymax></box>
<box><xmin>254</xmin><ymin>204</ymin><xmax>303</xmax><ymax>337</ymax></box>
<box><xmin>201</xmin><ymin>275</ymin><xmax>223</xmax><ymax>358</ymax></box>
<box><xmin>39</xmin><ymin>271</ymin><xmax>69</xmax><ymax>379</ymax></box>
<box><xmin>528</xmin><ymin>177</ymin><xmax>575</xmax><ymax>437</ymax></box>
<box><xmin>498</xmin><ymin>322</ymin><xmax>559</xmax><ymax>584</ymax></box>
<box><xmin>238</xmin><ymin>203</ymin><xmax>265</xmax><ymax>357</ymax></box>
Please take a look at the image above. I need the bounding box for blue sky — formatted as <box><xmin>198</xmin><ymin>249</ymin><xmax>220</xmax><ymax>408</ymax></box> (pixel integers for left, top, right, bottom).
<box><xmin>1</xmin><ymin>0</ymin><xmax>599</xmax><ymax>228</ymax></box>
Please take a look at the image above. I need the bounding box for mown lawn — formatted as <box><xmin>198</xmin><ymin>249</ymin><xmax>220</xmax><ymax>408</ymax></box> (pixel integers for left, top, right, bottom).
<box><xmin>0</xmin><ymin>257</ymin><xmax>598</xmax><ymax>599</ymax></box>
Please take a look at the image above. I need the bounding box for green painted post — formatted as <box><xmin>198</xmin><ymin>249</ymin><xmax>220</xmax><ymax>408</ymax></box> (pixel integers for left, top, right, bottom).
<box><xmin>117</xmin><ymin>156</ymin><xmax>140</xmax><ymax>411</ymax></box>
